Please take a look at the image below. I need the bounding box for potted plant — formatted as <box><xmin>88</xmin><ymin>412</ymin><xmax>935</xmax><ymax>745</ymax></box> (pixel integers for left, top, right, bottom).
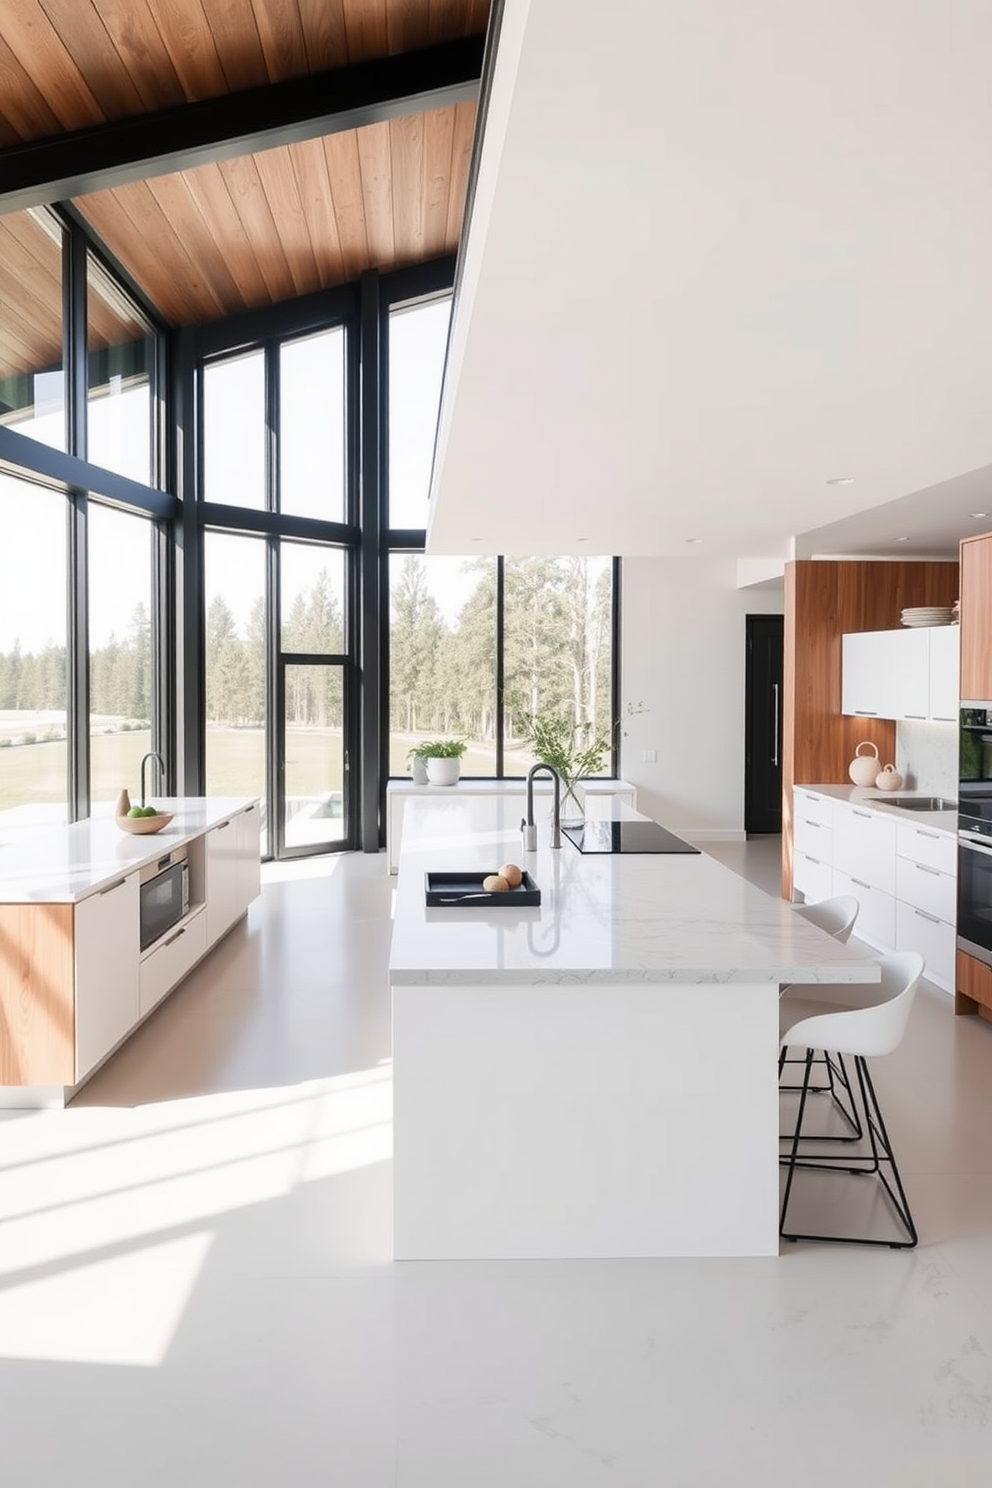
<box><xmin>412</xmin><ymin>738</ymin><xmax>468</xmax><ymax>786</ymax></box>
<box><xmin>521</xmin><ymin>703</ymin><xmax>645</xmax><ymax>822</ymax></box>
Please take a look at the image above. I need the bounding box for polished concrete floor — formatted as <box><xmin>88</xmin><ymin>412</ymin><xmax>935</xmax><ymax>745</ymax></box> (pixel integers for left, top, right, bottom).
<box><xmin>2</xmin><ymin>840</ymin><xmax>992</xmax><ymax>1485</ymax></box>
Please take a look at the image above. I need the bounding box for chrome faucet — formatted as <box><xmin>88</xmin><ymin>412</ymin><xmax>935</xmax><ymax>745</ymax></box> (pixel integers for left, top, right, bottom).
<box><xmin>523</xmin><ymin>763</ymin><xmax>562</xmax><ymax>850</ymax></box>
<box><xmin>140</xmin><ymin>751</ymin><xmax>166</xmax><ymax>805</ymax></box>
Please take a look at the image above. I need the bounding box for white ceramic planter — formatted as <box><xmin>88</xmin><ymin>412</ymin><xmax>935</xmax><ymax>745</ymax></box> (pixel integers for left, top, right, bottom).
<box><xmin>410</xmin><ymin>757</ymin><xmax>429</xmax><ymax>785</ymax></box>
<box><xmin>426</xmin><ymin>757</ymin><xmax>461</xmax><ymax>787</ymax></box>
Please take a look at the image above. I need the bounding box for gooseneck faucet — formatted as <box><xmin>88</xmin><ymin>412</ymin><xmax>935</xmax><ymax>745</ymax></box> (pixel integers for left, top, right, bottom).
<box><xmin>522</xmin><ymin>763</ymin><xmax>562</xmax><ymax>850</ymax></box>
<box><xmin>140</xmin><ymin>751</ymin><xmax>166</xmax><ymax>806</ymax></box>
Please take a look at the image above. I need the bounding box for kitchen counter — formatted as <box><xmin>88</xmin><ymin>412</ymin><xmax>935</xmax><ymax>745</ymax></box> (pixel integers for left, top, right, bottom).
<box><xmin>796</xmin><ymin>783</ymin><xmax>957</xmax><ymax>835</ymax></box>
<box><xmin>0</xmin><ymin>797</ymin><xmax>255</xmax><ymax>903</ymax></box>
<box><xmin>390</xmin><ymin>796</ymin><xmax>878</xmax><ymax>1261</ymax></box>
<box><xmin>391</xmin><ymin>795</ymin><xmax>880</xmax><ymax>987</ymax></box>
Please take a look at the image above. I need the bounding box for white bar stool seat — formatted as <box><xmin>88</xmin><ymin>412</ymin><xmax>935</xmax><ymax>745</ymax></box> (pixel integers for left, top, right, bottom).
<box><xmin>779</xmin><ymin>951</ymin><xmax>924</xmax><ymax>1249</ymax></box>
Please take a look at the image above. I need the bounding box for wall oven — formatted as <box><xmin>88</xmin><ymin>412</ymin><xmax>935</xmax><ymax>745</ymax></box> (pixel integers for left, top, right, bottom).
<box><xmin>959</xmin><ymin>706</ymin><xmax>992</xmax><ymax>965</ymax></box>
<box><xmin>139</xmin><ymin>845</ymin><xmax>190</xmax><ymax>952</ymax></box>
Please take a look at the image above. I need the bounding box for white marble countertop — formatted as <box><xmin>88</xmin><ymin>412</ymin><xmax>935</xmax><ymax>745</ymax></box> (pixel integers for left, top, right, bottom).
<box><xmin>795</xmin><ymin>783</ymin><xmax>958</xmax><ymax>834</ymax></box>
<box><xmin>389</xmin><ymin>796</ymin><xmax>880</xmax><ymax>987</ymax></box>
<box><xmin>0</xmin><ymin>797</ymin><xmax>256</xmax><ymax>903</ymax></box>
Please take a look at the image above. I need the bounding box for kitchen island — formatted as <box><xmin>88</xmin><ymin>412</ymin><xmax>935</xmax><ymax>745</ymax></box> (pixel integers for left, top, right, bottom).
<box><xmin>390</xmin><ymin>795</ymin><xmax>879</xmax><ymax>1260</ymax></box>
<box><xmin>0</xmin><ymin>797</ymin><xmax>260</xmax><ymax>1104</ymax></box>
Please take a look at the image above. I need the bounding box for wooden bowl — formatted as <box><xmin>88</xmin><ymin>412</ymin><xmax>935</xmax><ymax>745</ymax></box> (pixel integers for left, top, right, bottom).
<box><xmin>115</xmin><ymin>811</ymin><xmax>174</xmax><ymax>835</ymax></box>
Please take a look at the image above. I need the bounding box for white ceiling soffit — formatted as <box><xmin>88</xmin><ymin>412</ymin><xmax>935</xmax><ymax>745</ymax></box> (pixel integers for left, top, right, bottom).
<box><xmin>428</xmin><ymin>0</ymin><xmax>992</xmax><ymax>560</ymax></box>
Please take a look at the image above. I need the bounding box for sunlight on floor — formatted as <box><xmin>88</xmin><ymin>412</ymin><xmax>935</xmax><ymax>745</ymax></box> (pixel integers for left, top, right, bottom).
<box><xmin>0</xmin><ymin>1068</ymin><xmax>391</xmax><ymax>1368</ymax></box>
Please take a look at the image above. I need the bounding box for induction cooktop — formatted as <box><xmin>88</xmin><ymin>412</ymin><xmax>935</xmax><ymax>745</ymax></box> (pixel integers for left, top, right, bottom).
<box><xmin>561</xmin><ymin>820</ymin><xmax>700</xmax><ymax>854</ymax></box>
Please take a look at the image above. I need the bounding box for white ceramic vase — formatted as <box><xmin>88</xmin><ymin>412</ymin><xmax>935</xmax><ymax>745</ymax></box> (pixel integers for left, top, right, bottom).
<box><xmin>410</xmin><ymin>757</ymin><xmax>429</xmax><ymax>785</ymax></box>
<box><xmin>426</xmin><ymin>757</ymin><xmax>461</xmax><ymax>786</ymax></box>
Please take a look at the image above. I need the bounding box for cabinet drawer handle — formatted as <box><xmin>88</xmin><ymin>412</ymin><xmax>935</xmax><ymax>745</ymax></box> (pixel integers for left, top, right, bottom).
<box><xmin>245</xmin><ymin>804</ymin><xmax>255</xmax><ymax>813</ymax></box>
<box><xmin>915</xmin><ymin>829</ymin><xmax>940</xmax><ymax>839</ymax></box>
<box><xmin>914</xmin><ymin>862</ymin><xmax>941</xmax><ymax>876</ymax></box>
<box><xmin>904</xmin><ymin>714</ymin><xmax>926</xmax><ymax>720</ymax></box>
<box><xmin>99</xmin><ymin>877</ymin><xmax>128</xmax><ymax>895</ymax></box>
<box><xmin>851</xmin><ymin>877</ymin><xmax>871</xmax><ymax>889</ymax></box>
<box><xmin>914</xmin><ymin>908</ymin><xmax>941</xmax><ymax>925</ymax></box>
<box><xmin>163</xmin><ymin>927</ymin><xmax>187</xmax><ymax>948</ymax></box>
<box><xmin>803</xmin><ymin>819</ymin><xmax>824</xmax><ymax>828</ymax></box>
<box><xmin>855</xmin><ymin>710</ymin><xmax>878</xmax><ymax>716</ymax></box>
<box><xmin>804</xmin><ymin>856</ymin><xmax>822</xmax><ymax>867</ymax></box>
<box><xmin>852</xmin><ymin>809</ymin><xmax>872</xmax><ymax>818</ymax></box>
<box><xmin>933</xmin><ymin>715</ymin><xmax>955</xmax><ymax>723</ymax></box>
<box><xmin>216</xmin><ymin>821</ymin><xmax>231</xmax><ymax>831</ymax></box>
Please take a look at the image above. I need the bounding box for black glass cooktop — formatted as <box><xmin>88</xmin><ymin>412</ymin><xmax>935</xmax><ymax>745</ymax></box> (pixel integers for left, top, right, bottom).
<box><xmin>561</xmin><ymin>820</ymin><xmax>700</xmax><ymax>854</ymax></box>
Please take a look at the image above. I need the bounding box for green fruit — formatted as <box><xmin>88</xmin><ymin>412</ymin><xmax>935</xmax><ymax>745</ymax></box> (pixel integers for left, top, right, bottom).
<box><xmin>127</xmin><ymin>806</ymin><xmax>144</xmax><ymax>818</ymax></box>
<box><xmin>142</xmin><ymin>805</ymin><xmax>159</xmax><ymax>817</ymax></box>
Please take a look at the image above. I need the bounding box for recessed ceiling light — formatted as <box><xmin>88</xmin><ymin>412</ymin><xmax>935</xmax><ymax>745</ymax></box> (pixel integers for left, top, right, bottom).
<box><xmin>826</xmin><ymin>476</ymin><xmax>855</xmax><ymax>486</ymax></box>
<box><xmin>470</xmin><ymin>537</ymin><xmax>485</xmax><ymax>543</ymax></box>
<box><xmin>894</xmin><ymin>536</ymin><xmax>910</xmax><ymax>543</ymax></box>
<box><xmin>576</xmin><ymin>537</ymin><xmax>590</xmax><ymax>543</ymax></box>
<box><xmin>686</xmin><ymin>537</ymin><xmax>703</xmax><ymax>544</ymax></box>
<box><xmin>970</xmin><ymin>512</ymin><xmax>988</xmax><ymax>519</ymax></box>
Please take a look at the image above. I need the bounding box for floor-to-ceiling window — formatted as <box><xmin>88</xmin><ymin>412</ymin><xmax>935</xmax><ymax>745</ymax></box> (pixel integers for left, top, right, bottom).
<box><xmin>197</xmin><ymin>298</ymin><xmax>358</xmax><ymax>859</ymax></box>
<box><xmin>0</xmin><ymin>472</ymin><xmax>69</xmax><ymax>821</ymax></box>
<box><xmin>0</xmin><ymin>208</ymin><xmax>170</xmax><ymax>827</ymax></box>
<box><xmin>383</xmin><ymin>285</ymin><xmax>619</xmax><ymax>786</ymax></box>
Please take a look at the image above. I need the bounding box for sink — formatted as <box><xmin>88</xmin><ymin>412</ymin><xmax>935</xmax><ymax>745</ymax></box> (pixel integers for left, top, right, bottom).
<box><xmin>874</xmin><ymin>796</ymin><xmax>957</xmax><ymax>812</ymax></box>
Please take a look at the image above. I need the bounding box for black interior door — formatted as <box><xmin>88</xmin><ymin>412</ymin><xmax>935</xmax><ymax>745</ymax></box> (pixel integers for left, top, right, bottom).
<box><xmin>745</xmin><ymin>615</ymin><xmax>784</xmax><ymax>835</ymax></box>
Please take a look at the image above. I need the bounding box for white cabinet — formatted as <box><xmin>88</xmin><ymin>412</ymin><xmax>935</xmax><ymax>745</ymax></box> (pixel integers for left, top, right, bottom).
<box><xmin>792</xmin><ymin>788</ymin><xmax>957</xmax><ymax>993</ymax></box>
<box><xmin>74</xmin><ymin>872</ymin><xmax>140</xmax><ymax>1080</ymax></box>
<box><xmin>205</xmin><ymin>814</ymin><xmax>243</xmax><ymax>945</ymax></box>
<box><xmin>238</xmin><ymin>803</ymin><xmax>261</xmax><ymax>910</ymax></box>
<box><xmin>832</xmin><ymin>801</ymin><xmax>896</xmax><ymax>894</ymax></box>
<box><xmin>928</xmin><ymin>626</ymin><xmax>961</xmax><ymax>723</ymax></box>
<box><xmin>139</xmin><ymin>909</ymin><xmax>208</xmax><ymax>1017</ymax></box>
<box><xmin>832</xmin><ymin>866</ymin><xmax>896</xmax><ymax>951</ymax></box>
<box><xmin>793</xmin><ymin>850</ymin><xmax>833</xmax><ymax>903</ymax></box>
<box><xmin>841</xmin><ymin>626</ymin><xmax>958</xmax><ymax>722</ymax></box>
<box><xmin>205</xmin><ymin>804</ymin><xmax>258</xmax><ymax>944</ymax></box>
<box><xmin>895</xmin><ymin>901</ymin><xmax>956</xmax><ymax>994</ymax></box>
<box><xmin>893</xmin><ymin>821</ymin><xmax>957</xmax><ymax>994</ymax></box>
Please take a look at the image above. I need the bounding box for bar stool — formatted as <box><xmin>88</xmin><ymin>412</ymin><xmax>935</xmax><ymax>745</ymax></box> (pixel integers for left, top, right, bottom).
<box><xmin>779</xmin><ymin>950</ymin><xmax>924</xmax><ymax>1249</ymax></box>
<box><xmin>781</xmin><ymin>896</ymin><xmax>862</xmax><ymax>1139</ymax></box>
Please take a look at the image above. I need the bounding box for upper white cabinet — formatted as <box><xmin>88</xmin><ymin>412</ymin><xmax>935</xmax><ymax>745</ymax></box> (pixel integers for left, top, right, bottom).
<box><xmin>841</xmin><ymin>627</ymin><xmax>958</xmax><ymax>722</ymax></box>
<box><xmin>928</xmin><ymin>626</ymin><xmax>961</xmax><ymax>722</ymax></box>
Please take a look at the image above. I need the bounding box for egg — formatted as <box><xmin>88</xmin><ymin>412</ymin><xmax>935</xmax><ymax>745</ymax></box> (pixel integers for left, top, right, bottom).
<box><xmin>483</xmin><ymin>873</ymin><xmax>510</xmax><ymax>892</ymax></box>
<box><xmin>499</xmin><ymin>862</ymin><xmax>523</xmax><ymax>888</ymax></box>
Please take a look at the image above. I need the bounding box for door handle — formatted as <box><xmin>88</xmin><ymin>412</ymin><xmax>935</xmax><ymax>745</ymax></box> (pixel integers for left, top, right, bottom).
<box><xmin>771</xmin><ymin>683</ymin><xmax>780</xmax><ymax>768</ymax></box>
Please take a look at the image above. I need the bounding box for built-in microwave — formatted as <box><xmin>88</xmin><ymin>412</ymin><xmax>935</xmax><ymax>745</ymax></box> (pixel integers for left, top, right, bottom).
<box><xmin>139</xmin><ymin>845</ymin><xmax>190</xmax><ymax>952</ymax></box>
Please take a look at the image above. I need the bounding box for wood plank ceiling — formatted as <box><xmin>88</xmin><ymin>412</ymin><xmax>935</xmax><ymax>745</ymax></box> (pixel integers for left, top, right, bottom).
<box><xmin>0</xmin><ymin>0</ymin><xmax>489</xmax><ymax>361</ymax></box>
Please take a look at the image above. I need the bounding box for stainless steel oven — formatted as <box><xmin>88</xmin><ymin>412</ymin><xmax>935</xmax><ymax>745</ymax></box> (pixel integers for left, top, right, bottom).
<box><xmin>139</xmin><ymin>845</ymin><xmax>189</xmax><ymax>952</ymax></box>
<box><xmin>959</xmin><ymin>706</ymin><xmax>992</xmax><ymax>965</ymax></box>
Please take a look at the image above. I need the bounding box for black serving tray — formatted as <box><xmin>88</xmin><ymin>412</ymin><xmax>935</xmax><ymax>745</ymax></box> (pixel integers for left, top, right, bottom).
<box><xmin>425</xmin><ymin>870</ymin><xmax>541</xmax><ymax>907</ymax></box>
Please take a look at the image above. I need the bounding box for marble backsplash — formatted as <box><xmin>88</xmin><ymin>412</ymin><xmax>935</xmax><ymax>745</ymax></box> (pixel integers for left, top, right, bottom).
<box><xmin>895</xmin><ymin>720</ymin><xmax>958</xmax><ymax>798</ymax></box>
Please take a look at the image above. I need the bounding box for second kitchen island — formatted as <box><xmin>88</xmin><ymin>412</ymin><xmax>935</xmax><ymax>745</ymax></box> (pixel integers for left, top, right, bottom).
<box><xmin>390</xmin><ymin>795</ymin><xmax>878</xmax><ymax>1260</ymax></box>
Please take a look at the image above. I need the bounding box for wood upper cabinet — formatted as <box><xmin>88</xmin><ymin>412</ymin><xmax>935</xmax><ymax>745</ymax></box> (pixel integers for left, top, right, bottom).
<box><xmin>960</xmin><ymin>534</ymin><xmax>992</xmax><ymax>701</ymax></box>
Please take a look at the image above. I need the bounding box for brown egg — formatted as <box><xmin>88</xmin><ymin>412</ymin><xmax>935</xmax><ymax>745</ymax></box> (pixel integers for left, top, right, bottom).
<box><xmin>499</xmin><ymin>863</ymin><xmax>523</xmax><ymax>888</ymax></box>
<box><xmin>483</xmin><ymin>873</ymin><xmax>510</xmax><ymax>892</ymax></box>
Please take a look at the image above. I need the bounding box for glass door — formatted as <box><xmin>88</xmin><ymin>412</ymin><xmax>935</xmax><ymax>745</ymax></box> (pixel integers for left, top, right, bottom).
<box><xmin>276</xmin><ymin>659</ymin><xmax>352</xmax><ymax>854</ymax></box>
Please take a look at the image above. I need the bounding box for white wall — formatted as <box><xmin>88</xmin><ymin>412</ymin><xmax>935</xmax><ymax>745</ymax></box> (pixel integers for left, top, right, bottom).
<box><xmin>620</xmin><ymin>559</ymin><xmax>784</xmax><ymax>839</ymax></box>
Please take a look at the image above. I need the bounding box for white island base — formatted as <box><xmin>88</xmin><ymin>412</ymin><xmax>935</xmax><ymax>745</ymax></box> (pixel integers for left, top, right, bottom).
<box><xmin>394</xmin><ymin>979</ymin><xmax>778</xmax><ymax>1260</ymax></box>
<box><xmin>390</xmin><ymin>796</ymin><xmax>879</xmax><ymax>1261</ymax></box>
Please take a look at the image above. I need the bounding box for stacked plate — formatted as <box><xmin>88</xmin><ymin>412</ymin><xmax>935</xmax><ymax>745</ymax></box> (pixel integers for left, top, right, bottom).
<box><xmin>901</xmin><ymin>606</ymin><xmax>954</xmax><ymax>628</ymax></box>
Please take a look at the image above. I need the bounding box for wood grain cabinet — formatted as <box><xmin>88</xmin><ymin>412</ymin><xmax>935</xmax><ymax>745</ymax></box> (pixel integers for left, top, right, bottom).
<box><xmin>961</xmin><ymin>533</ymin><xmax>992</xmax><ymax>701</ymax></box>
